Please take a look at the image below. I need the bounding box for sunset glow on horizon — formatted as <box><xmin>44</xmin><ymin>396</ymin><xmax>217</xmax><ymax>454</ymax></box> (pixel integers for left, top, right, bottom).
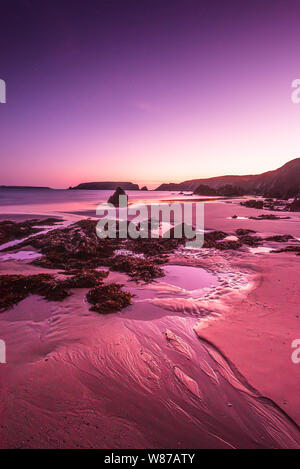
<box><xmin>1</xmin><ymin>0</ymin><xmax>300</xmax><ymax>189</ymax></box>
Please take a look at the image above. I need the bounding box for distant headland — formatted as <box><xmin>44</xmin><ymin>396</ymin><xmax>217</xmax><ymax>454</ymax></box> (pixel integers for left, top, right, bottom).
<box><xmin>0</xmin><ymin>185</ymin><xmax>52</xmax><ymax>190</ymax></box>
<box><xmin>155</xmin><ymin>158</ymin><xmax>300</xmax><ymax>199</ymax></box>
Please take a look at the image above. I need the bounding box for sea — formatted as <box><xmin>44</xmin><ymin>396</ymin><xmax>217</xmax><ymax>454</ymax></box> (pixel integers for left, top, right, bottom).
<box><xmin>0</xmin><ymin>188</ymin><xmax>209</xmax><ymax>218</ymax></box>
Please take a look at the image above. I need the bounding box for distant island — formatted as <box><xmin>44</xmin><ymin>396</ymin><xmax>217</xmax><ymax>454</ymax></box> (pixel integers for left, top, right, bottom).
<box><xmin>155</xmin><ymin>158</ymin><xmax>300</xmax><ymax>199</ymax></box>
<box><xmin>69</xmin><ymin>182</ymin><xmax>139</xmax><ymax>190</ymax></box>
<box><xmin>0</xmin><ymin>185</ymin><xmax>52</xmax><ymax>190</ymax></box>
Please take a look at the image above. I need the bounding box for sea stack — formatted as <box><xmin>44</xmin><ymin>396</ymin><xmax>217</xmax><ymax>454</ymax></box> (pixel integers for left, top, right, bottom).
<box><xmin>107</xmin><ymin>187</ymin><xmax>128</xmax><ymax>207</ymax></box>
<box><xmin>141</xmin><ymin>186</ymin><xmax>148</xmax><ymax>191</ymax></box>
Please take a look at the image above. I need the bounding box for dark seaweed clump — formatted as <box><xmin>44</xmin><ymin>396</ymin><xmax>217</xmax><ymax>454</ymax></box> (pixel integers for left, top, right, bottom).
<box><xmin>110</xmin><ymin>255</ymin><xmax>164</xmax><ymax>282</ymax></box>
<box><xmin>66</xmin><ymin>269</ymin><xmax>109</xmax><ymax>287</ymax></box>
<box><xmin>0</xmin><ymin>217</ymin><xmax>62</xmax><ymax>244</ymax></box>
<box><xmin>265</xmin><ymin>234</ymin><xmax>294</xmax><ymax>242</ymax></box>
<box><xmin>240</xmin><ymin>199</ymin><xmax>264</xmax><ymax>209</ymax></box>
<box><xmin>202</xmin><ymin>230</ymin><xmax>263</xmax><ymax>250</ymax></box>
<box><xmin>203</xmin><ymin>231</ymin><xmax>242</xmax><ymax>250</ymax></box>
<box><xmin>2</xmin><ymin>219</ymin><xmax>177</xmax><ymax>281</ymax></box>
<box><xmin>0</xmin><ymin>270</ymin><xmax>131</xmax><ymax>314</ymax></box>
<box><xmin>127</xmin><ymin>238</ymin><xmax>180</xmax><ymax>260</ymax></box>
<box><xmin>249</xmin><ymin>214</ymin><xmax>290</xmax><ymax>220</ymax></box>
<box><xmin>271</xmin><ymin>246</ymin><xmax>300</xmax><ymax>255</ymax></box>
<box><xmin>0</xmin><ymin>273</ymin><xmax>71</xmax><ymax>311</ymax></box>
<box><xmin>5</xmin><ymin>219</ymin><xmax>120</xmax><ymax>271</ymax></box>
<box><xmin>86</xmin><ymin>283</ymin><xmax>132</xmax><ymax>314</ymax></box>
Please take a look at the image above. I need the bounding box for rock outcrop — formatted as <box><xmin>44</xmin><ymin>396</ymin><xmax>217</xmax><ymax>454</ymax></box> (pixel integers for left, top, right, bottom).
<box><xmin>194</xmin><ymin>184</ymin><xmax>246</xmax><ymax>197</ymax></box>
<box><xmin>240</xmin><ymin>199</ymin><xmax>264</xmax><ymax>209</ymax></box>
<box><xmin>107</xmin><ymin>187</ymin><xmax>128</xmax><ymax>207</ymax></box>
<box><xmin>289</xmin><ymin>198</ymin><xmax>300</xmax><ymax>211</ymax></box>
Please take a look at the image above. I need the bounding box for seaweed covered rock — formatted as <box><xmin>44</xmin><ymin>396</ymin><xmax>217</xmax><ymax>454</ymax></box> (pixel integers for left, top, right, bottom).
<box><xmin>271</xmin><ymin>245</ymin><xmax>300</xmax><ymax>254</ymax></box>
<box><xmin>4</xmin><ymin>219</ymin><xmax>121</xmax><ymax>271</ymax></box>
<box><xmin>0</xmin><ymin>217</ymin><xmax>62</xmax><ymax>245</ymax></box>
<box><xmin>237</xmin><ymin>235</ymin><xmax>261</xmax><ymax>247</ymax></box>
<box><xmin>235</xmin><ymin>229</ymin><xmax>256</xmax><ymax>236</ymax></box>
<box><xmin>265</xmin><ymin>234</ymin><xmax>294</xmax><ymax>242</ymax></box>
<box><xmin>2</xmin><ymin>219</ymin><xmax>182</xmax><ymax>280</ymax></box>
<box><xmin>203</xmin><ymin>229</ymin><xmax>262</xmax><ymax>250</ymax></box>
<box><xmin>86</xmin><ymin>283</ymin><xmax>132</xmax><ymax>313</ymax></box>
<box><xmin>0</xmin><ymin>269</ymin><xmax>109</xmax><ymax>311</ymax></box>
<box><xmin>127</xmin><ymin>237</ymin><xmax>180</xmax><ymax>259</ymax></box>
<box><xmin>215</xmin><ymin>240</ymin><xmax>242</xmax><ymax>250</ymax></box>
<box><xmin>288</xmin><ymin>198</ymin><xmax>300</xmax><ymax>212</ymax></box>
<box><xmin>110</xmin><ymin>255</ymin><xmax>164</xmax><ymax>282</ymax></box>
<box><xmin>240</xmin><ymin>199</ymin><xmax>264</xmax><ymax>209</ymax></box>
<box><xmin>203</xmin><ymin>231</ymin><xmax>227</xmax><ymax>248</ymax></box>
<box><xmin>66</xmin><ymin>269</ymin><xmax>109</xmax><ymax>288</ymax></box>
<box><xmin>249</xmin><ymin>214</ymin><xmax>290</xmax><ymax>220</ymax></box>
<box><xmin>0</xmin><ymin>273</ymin><xmax>71</xmax><ymax>311</ymax></box>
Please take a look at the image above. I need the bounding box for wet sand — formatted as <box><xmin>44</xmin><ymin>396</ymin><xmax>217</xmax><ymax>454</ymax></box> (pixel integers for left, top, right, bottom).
<box><xmin>0</xmin><ymin>200</ymin><xmax>300</xmax><ymax>448</ymax></box>
<box><xmin>195</xmin><ymin>251</ymin><xmax>300</xmax><ymax>425</ymax></box>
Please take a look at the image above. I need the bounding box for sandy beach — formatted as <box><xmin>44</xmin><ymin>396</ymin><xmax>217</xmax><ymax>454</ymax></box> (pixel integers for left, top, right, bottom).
<box><xmin>0</xmin><ymin>191</ymin><xmax>300</xmax><ymax>449</ymax></box>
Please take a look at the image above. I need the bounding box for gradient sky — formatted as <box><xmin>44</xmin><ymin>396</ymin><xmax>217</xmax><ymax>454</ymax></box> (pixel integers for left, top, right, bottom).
<box><xmin>1</xmin><ymin>0</ymin><xmax>300</xmax><ymax>188</ymax></box>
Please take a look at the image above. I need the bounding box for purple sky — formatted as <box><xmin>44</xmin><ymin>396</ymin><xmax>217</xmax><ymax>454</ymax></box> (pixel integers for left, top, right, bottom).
<box><xmin>1</xmin><ymin>0</ymin><xmax>300</xmax><ymax>188</ymax></box>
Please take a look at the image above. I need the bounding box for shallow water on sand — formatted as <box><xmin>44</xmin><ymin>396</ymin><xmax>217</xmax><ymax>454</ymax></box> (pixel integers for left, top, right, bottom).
<box><xmin>163</xmin><ymin>264</ymin><xmax>217</xmax><ymax>291</ymax></box>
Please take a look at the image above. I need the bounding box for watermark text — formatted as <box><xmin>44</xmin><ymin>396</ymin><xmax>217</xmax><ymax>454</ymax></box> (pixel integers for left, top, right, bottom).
<box><xmin>0</xmin><ymin>340</ymin><xmax>6</xmax><ymax>363</ymax></box>
<box><xmin>291</xmin><ymin>79</ymin><xmax>300</xmax><ymax>104</ymax></box>
<box><xmin>96</xmin><ymin>197</ymin><xmax>204</xmax><ymax>248</ymax></box>
<box><xmin>0</xmin><ymin>79</ymin><xmax>6</xmax><ymax>103</ymax></box>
